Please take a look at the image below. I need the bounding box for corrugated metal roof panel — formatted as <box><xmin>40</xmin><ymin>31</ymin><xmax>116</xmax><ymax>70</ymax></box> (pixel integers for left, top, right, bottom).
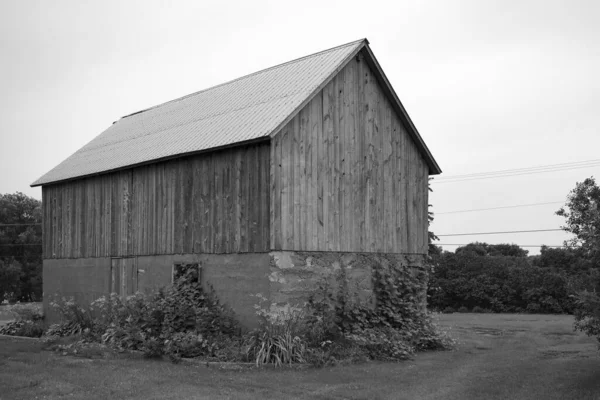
<box><xmin>33</xmin><ymin>39</ymin><xmax>366</xmax><ymax>186</ymax></box>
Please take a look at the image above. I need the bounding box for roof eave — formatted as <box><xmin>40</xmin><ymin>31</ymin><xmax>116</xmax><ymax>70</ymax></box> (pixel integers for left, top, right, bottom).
<box><xmin>30</xmin><ymin>136</ymin><xmax>271</xmax><ymax>187</ymax></box>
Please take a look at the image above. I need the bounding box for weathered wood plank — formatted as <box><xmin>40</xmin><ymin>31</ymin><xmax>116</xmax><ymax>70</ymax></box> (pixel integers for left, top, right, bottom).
<box><xmin>312</xmin><ymin>93</ymin><xmax>323</xmax><ymax>250</ymax></box>
<box><xmin>271</xmin><ymin>134</ymin><xmax>281</xmax><ymax>250</ymax></box>
<box><xmin>322</xmin><ymin>83</ymin><xmax>334</xmax><ymax>251</ymax></box>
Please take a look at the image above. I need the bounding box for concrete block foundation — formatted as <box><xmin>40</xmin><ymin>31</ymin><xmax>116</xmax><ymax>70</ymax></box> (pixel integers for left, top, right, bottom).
<box><xmin>43</xmin><ymin>251</ymin><xmax>426</xmax><ymax>328</ymax></box>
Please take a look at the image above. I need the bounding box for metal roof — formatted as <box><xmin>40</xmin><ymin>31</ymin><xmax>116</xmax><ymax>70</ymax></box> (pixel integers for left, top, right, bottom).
<box><xmin>32</xmin><ymin>39</ymin><xmax>440</xmax><ymax>186</ymax></box>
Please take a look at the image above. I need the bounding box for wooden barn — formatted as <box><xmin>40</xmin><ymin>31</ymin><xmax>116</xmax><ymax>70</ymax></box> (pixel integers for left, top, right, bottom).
<box><xmin>32</xmin><ymin>39</ymin><xmax>441</xmax><ymax>326</ymax></box>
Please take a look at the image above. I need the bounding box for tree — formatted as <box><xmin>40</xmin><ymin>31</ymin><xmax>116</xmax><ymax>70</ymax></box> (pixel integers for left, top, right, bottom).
<box><xmin>556</xmin><ymin>177</ymin><xmax>600</xmax><ymax>346</ymax></box>
<box><xmin>557</xmin><ymin>177</ymin><xmax>600</xmax><ymax>267</ymax></box>
<box><xmin>428</xmin><ymin>178</ymin><xmax>439</xmax><ymax>255</ymax></box>
<box><xmin>0</xmin><ymin>259</ymin><xmax>23</xmax><ymax>303</ymax></box>
<box><xmin>0</xmin><ymin>192</ymin><xmax>43</xmax><ymax>301</ymax></box>
<box><xmin>455</xmin><ymin>242</ymin><xmax>528</xmax><ymax>257</ymax></box>
<box><xmin>535</xmin><ymin>246</ymin><xmax>591</xmax><ymax>271</ymax></box>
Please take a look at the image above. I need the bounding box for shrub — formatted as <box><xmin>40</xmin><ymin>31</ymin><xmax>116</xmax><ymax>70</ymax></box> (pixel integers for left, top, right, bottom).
<box><xmin>303</xmin><ymin>260</ymin><xmax>455</xmax><ymax>364</ymax></box>
<box><xmin>457</xmin><ymin>306</ymin><xmax>469</xmax><ymax>313</ymax></box>
<box><xmin>46</xmin><ymin>258</ymin><xmax>455</xmax><ymax>365</ymax></box>
<box><xmin>472</xmin><ymin>306</ymin><xmax>486</xmax><ymax>313</ymax></box>
<box><xmin>442</xmin><ymin>306</ymin><xmax>455</xmax><ymax>314</ymax></box>
<box><xmin>428</xmin><ymin>252</ymin><xmax>577</xmax><ymax>314</ymax></box>
<box><xmin>46</xmin><ymin>267</ymin><xmax>243</xmax><ymax>362</ymax></box>
<box><xmin>573</xmin><ymin>290</ymin><xmax>600</xmax><ymax>349</ymax></box>
<box><xmin>0</xmin><ymin>260</ymin><xmax>23</xmax><ymax>303</ymax></box>
<box><xmin>0</xmin><ymin>303</ymin><xmax>44</xmax><ymax>337</ymax></box>
<box><xmin>46</xmin><ymin>297</ymin><xmax>95</xmax><ymax>338</ymax></box>
<box><xmin>94</xmin><ymin>271</ymin><xmax>242</xmax><ymax>360</ymax></box>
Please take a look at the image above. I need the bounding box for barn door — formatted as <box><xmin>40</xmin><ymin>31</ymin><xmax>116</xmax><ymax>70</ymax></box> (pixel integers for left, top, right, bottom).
<box><xmin>110</xmin><ymin>258</ymin><xmax>137</xmax><ymax>298</ymax></box>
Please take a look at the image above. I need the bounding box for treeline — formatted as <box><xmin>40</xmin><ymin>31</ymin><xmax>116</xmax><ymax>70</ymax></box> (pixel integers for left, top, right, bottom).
<box><xmin>427</xmin><ymin>242</ymin><xmax>598</xmax><ymax>314</ymax></box>
<box><xmin>0</xmin><ymin>192</ymin><xmax>43</xmax><ymax>303</ymax></box>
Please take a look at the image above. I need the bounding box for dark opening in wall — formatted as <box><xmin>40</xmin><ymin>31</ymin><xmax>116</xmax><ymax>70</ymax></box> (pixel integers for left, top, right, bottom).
<box><xmin>173</xmin><ymin>263</ymin><xmax>201</xmax><ymax>284</ymax></box>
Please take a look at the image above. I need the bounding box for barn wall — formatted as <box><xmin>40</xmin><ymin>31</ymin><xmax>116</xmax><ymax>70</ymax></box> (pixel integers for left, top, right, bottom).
<box><xmin>42</xmin><ymin>142</ymin><xmax>270</xmax><ymax>259</ymax></box>
<box><xmin>270</xmin><ymin>54</ymin><xmax>430</xmax><ymax>254</ymax></box>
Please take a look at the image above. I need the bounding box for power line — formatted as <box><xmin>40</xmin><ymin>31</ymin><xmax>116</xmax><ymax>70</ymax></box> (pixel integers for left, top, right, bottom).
<box><xmin>436</xmin><ymin>158</ymin><xmax>600</xmax><ymax>180</ymax></box>
<box><xmin>432</xmin><ymin>159</ymin><xmax>600</xmax><ymax>184</ymax></box>
<box><xmin>436</xmin><ymin>201</ymin><xmax>565</xmax><ymax>215</ymax></box>
<box><xmin>433</xmin><ymin>164</ymin><xmax>600</xmax><ymax>183</ymax></box>
<box><xmin>437</xmin><ymin>229</ymin><xmax>563</xmax><ymax>237</ymax></box>
<box><xmin>437</xmin><ymin>243</ymin><xmax>567</xmax><ymax>248</ymax></box>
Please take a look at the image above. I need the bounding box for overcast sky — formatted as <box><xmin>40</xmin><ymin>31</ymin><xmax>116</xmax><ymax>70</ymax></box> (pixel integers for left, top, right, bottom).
<box><xmin>1</xmin><ymin>0</ymin><xmax>599</xmax><ymax>254</ymax></box>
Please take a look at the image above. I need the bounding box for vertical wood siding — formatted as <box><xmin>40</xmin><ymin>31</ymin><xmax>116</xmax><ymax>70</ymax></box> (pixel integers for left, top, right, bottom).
<box><xmin>43</xmin><ymin>143</ymin><xmax>270</xmax><ymax>258</ymax></box>
<box><xmin>270</xmin><ymin>55</ymin><xmax>430</xmax><ymax>254</ymax></box>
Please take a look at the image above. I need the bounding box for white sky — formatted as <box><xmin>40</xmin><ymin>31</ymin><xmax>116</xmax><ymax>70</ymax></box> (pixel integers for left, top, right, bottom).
<box><xmin>1</xmin><ymin>0</ymin><xmax>599</xmax><ymax>254</ymax></box>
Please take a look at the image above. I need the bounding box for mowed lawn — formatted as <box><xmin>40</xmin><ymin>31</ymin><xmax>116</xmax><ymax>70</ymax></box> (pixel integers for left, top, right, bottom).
<box><xmin>1</xmin><ymin>314</ymin><xmax>599</xmax><ymax>400</ymax></box>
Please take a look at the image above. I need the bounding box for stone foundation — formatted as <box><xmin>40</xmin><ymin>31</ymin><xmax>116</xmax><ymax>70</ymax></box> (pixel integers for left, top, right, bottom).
<box><xmin>44</xmin><ymin>251</ymin><xmax>427</xmax><ymax>327</ymax></box>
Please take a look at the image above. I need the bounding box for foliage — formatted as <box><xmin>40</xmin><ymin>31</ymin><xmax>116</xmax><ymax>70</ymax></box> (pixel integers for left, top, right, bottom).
<box><xmin>556</xmin><ymin>177</ymin><xmax>600</xmax><ymax>261</ymax></box>
<box><xmin>48</xmin><ymin>269</ymin><xmax>243</xmax><ymax>362</ymax></box>
<box><xmin>304</xmin><ymin>260</ymin><xmax>455</xmax><ymax>363</ymax></box>
<box><xmin>573</xmin><ymin>290</ymin><xmax>600</xmax><ymax>346</ymax></box>
<box><xmin>245</xmin><ymin>298</ymin><xmax>307</xmax><ymax>366</ymax></box>
<box><xmin>0</xmin><ymin>259</ymin><xmax>23</xmax><ymax>303</ymax></box>
<box><xmin>0</xmin><ymin>192</ymin><xmax>43</xmax><ymax>302</ymax></box>
<box><xmin>46</xmin><ymin>297</ymin><xmax>96</xmax><ymax>338</ymax></box>
<box><xmin>243</xmin><ymin>258</ymin><xmax>454</xmax><ymax>367</ymax></box>
<box><xmin>556</xmin><ymin>177</ymin><xmax>600</xmax><ymax>346</ymax></box>
<box><xmin>428</xmin><ymin>251</ymin><xmax>576</xmax><ymax>314</ymax></box>
<box><xmin>455</xmin><ymin>242</ymin><xmax>529</xmax><ymax>257</ymax></box>
<box><xmin>0</xmin><ymin>303</ymin><xmax>45</xmax><ymax>337</ymax></box>
<box><xmin>533</xmin><ymin>246</ymin><xmax>593</xmax><ymax>272</ymax></box>
<box><xmin>43</xmin><ymin>260</ymin><xmax>453</xmax><ymax>366</ymax></box>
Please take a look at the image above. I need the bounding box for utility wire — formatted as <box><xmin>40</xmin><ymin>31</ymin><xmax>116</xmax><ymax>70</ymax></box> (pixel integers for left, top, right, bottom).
<box><xmin>437</xmin><ymin>243</ymin><xmax>567</xmax><ymax>248</ymax></box>
<box><xmin>436</xmin><ymin>158</ymin><xmax>600</xmax><ymax>180</ymax></box>
<box><xmin>432</xmin><ymin>160</ymin><xmax>600</xmax><ymax>184</ymax></box>
<box><xmin>437</xmin><ymin>229</ymin><xmax>563</xmax><ymax>237</ymax></box>
<box><xmin>436</xmin><ymin>201</ymin><xmax>565</xmax><ymax>215</ymax></box>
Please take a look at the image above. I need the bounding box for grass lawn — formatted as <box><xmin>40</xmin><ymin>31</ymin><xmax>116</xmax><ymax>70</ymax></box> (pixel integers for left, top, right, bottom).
<box><xmin>1</xmin><ymin>313</ymin><xmax>599</xmax><ymax>400</ymax></box>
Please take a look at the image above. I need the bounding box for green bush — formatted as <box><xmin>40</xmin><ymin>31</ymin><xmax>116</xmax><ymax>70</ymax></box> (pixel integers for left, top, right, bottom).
<box><xmin>45</xmin><ymin>259</ymin><xmax>454</xmax><ymax>365</ymax></box>
<box><xmin>573</xmin><ymin>290</ymin><xmax>600</xmax><ymax>349</ymax></box>
<box><xmin>303</xmin><ymin>260</ymin><xmax>455</xmax><ymax>363</ymax></box>
<box><xmin>0</xmin><ymin>303</ymin><xmax>44</xmax><ymax>337</ymax></box>
<box><xmin>47</xmin><ymin>269</ymin><xmax>243</xmax><ymax>362</ymax></box>
<box><xmin>428</xmin><ymin>253</ymin><xmax>577</xmax><ymax>314</ymax></box>
<box><xmin>0</xmin><ymin>259</ymin><xmax>23</xmax><ymax>303</ymax></box>
<box><xmin>46</xmin><ymin>297</ymin><xmax>96</xmax><ymax>338</ymax></box>
<box><xmin>457</xmin><ymin>306</ymin><xmax>469</xmax><ymax>313</ymax></box>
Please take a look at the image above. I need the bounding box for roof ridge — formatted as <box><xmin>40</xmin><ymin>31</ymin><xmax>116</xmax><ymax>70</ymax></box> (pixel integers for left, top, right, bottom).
<box><xmin>121</xmin><ymin>38</ymin><xmax>367</xmax><ymax>119</ymax></box>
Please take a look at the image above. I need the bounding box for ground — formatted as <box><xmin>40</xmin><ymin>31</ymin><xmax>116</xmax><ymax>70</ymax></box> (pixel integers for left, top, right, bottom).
<box><xmin>1</xmin><ymin>313</ymin><xmax>599</xmax><ymax>400</ymax></box>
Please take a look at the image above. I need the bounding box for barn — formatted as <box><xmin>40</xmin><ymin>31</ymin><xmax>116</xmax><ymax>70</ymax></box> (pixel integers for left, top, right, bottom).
<box><xmin>32</xmin><ymin>39</ymin><xmax>441</xmax><ymax>327</ymax></box>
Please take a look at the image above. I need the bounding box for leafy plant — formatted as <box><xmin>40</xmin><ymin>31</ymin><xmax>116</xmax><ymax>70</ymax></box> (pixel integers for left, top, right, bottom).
<box><xmin>245</xmin><ymin>296</ymin><xmax>307</xmax><ymax>367</ymax></box>
<box><xmin>46</xmin><ymin>297</ymin><xmax>95</xmax><ymax>338</ymax></box>
<box><xmin>303</xmin><ymin>259</ymin><xmax>455</xmax><ymax>364</ymax></box>
<box><xmin>0</xmin><ymin>303</ymin><xmax>45</xmax><ymax>337</ymax></box>
<box><xmin>556</xmin><ymin>177</ymin><xmax>600</xmax><ymax>347</ymax></box>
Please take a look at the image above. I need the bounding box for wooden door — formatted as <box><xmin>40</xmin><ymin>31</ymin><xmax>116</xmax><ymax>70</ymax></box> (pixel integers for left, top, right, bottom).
<box><xmin>110</xmin><ymin>258</ymin><xmax>137</xmax><ymax>297</ymax></box>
